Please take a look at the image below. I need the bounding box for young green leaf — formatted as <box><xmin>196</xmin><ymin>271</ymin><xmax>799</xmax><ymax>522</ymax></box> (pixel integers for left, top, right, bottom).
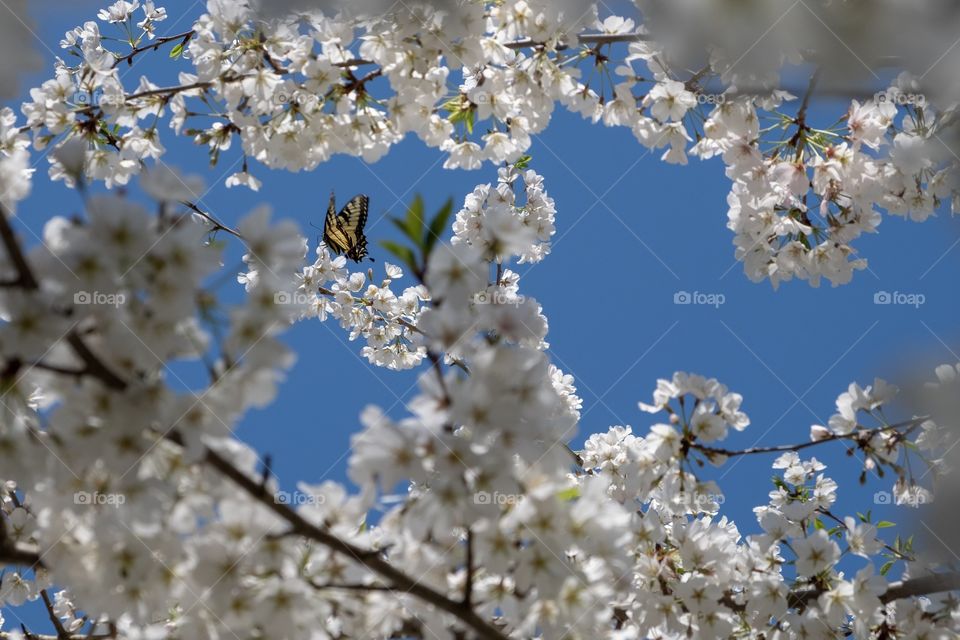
<box><xmin>379</xmin><ymin>240</ymin><xmax>418</xmax><ymax>273</ymax></box>
<box><xmin>424</xmin><ymin>198</ymin><xmax>454</xmax><ymax>257</ymax></box>
<box><xmin>404</xmin><ymin>195</ymin><xmax>425</xmax><ymax>244</ymax></box>
<box><xmin>514</xmin><ymin>154</ymin><xmax>532</xmax><ymax>170</ymax></box>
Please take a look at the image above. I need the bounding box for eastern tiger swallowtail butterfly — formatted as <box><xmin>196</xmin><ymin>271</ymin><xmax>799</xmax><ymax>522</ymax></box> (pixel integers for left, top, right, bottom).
<box><xmin>323</xmin><ymin>192</ymin><xmax>371</xmax><ymax>262</ymax></box>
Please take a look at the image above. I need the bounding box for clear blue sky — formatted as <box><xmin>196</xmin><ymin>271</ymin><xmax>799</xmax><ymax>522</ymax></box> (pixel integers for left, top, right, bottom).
<box><xmin>6</xmin><ymin>0</ymin><xmax>960</xmax><ymax>630</ymax></box>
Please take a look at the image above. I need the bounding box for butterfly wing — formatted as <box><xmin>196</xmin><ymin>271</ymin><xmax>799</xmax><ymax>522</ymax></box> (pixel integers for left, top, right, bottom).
<box><xmin>335</xmin><ymin>194</ymin><xmax>370</xmax><ymax>262</ymax></box>
<box><xmin>323</xmin><ymin>192</ymin><xmax>352</xmax><ymax>257</ymax></box>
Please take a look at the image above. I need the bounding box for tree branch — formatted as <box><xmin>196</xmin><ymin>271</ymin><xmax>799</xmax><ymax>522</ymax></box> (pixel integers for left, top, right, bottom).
<box><xmin>40</xmin><ymin>590</ymin><xmax>70</xmax><ymax>640</ymax></box>
<box><xmin>881</xmin><ymin>572</ymin><xmax>960</xmax><ymax>603</ymax></box>
<box><xmin>167</xmin><ymin>432</ymin><xmax>509</xmax><ymax>640</ymax></box>
<box><xmin>113</xmin><ymin>31</ymin><xmax>195</xmax><ymax>68</ymax></box>
<box><xmin>788</xmin><ymin>570</ymin><xmax>960</xmax><ymax>608</ymax></box>
<box><xmin>504</xmin><ymin>32</ymin><xmax>653</xmax><ymax>50</ymax></box>
<box><xmin>0</xmin><ymin>541</ymin><xmax>43</xmax><ymax>568</ymax></box>
<box><xmin>691</xmin><ymin>416</ymin><xmax>927</xmax><ymax>459</ymax></box>
<box><xmin>0</xmin><ymin>205</ymin><xmax>128</xmax><ymax>391</ymax></box>
<box><xmin>180</xmin><ymin>201</ymin><xmax>243</xmax><ymax>238</ymax></box>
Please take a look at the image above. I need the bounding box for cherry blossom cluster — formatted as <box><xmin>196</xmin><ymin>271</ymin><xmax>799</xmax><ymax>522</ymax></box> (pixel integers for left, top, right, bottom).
<box><xmin>295</xmin><ymin>247</ymin><xmax>430</xmax><ymax>370</ymax></box>
<box><xmin>452</xmin><ymin>166</ymin><xmax>556</xmax><ymax>264</ymax></box>
<box><xmin>0</xmin><ymin>117</ymin><xmax>957</xmax><ymax>640</ymax></box>
<box><xmin>709</xmin><ymin>78</ymin><xmax>956</xmax><ymax>287</ymax></box>
<box><xmin>2</xmin><ymin>2</ymin><xmax>960</xmax><ymax>640</ymax></box>
<box><xmin>15</xmin><ymin>0</ymin><xmax>959</xmax><ymax>288</ymax></box>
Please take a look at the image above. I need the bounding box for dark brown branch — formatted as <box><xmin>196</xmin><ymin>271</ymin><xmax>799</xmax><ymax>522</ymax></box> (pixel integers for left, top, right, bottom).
<box><xmin>881</xmin><ymin>572</ymin><xmax>960</xmax><ymax>603</ymax></box>
<box><xmin>308</xmin><ymin>580</ymin><xmax>394</xmax><ymax>592</ymax></box>
<box><xmin>504</xmin><ymin>32</ymin><xmax>653</xmax><ymax>50</ymax></box>
<box><xmin>0</xmin><ymin>205</ymin><xmax>127</xmax><ymax>391</ymax></box>
<box><xmin>0</xmin><ymin>205</ymin><xmax>38</xmax><ymax>289</ymax></box>
<box><xmin>180</xmin><ymin>201</ymin><xmax>243</xmax><ymax>238</ymax></box>
<box><xmin>40</xmin><ymin>589</ymin><xmax>70</xmax><ymax>640</ymax></box>
<box><xmin>125</xmin><ymin>81</ymin><xmax>213</xmax><ymax>102</ymax></box>
<box><xmin>113</xmin><ymin>31</ymin><xmax>195</xmax><ymax>68</ymax></box>
<box><xmin>796</xmin><ymin>67</ymin><xmax>822</xmax><ymax>126</ymax></box>
<box><xmin>691</xmin><ymin>416</ymin><xmax>928</xmax><ymax>459</ymax></box>
<box><xmin>463</xmin><ymin>528</ymin><xmax>474</xmax><ymax>607</ymax></box>
<box><xmin>0</xmin><ymin>541</ymin><xmax>43</xmax><ymax>568</ymax></box>
<box><xmin>168</xmin><ymin>432</ymin><xmax>509</xmax><ymax>640</ymax></box>
<box><xmin>788</xmin><ymin>570</ymin><xmax>960</xmax><ymax>608</ymax></box>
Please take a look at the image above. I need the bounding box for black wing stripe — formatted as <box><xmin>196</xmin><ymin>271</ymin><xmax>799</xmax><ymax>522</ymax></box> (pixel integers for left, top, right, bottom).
<box><xmin>322</xmin><ymin>193</ymin><xmax>370</xmax><ymax>262</ymax></box>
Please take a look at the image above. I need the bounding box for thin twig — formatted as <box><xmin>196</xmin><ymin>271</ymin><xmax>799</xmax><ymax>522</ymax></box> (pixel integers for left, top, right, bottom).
<box><xmin>113</xmin><ymin>30</ymin><xmax>195</xmax><ymax>68</ymax></box>
<box><xmin>40</xmin><ymin>590</ymin><xmax>70</xmax><ymax>640</ymax></box>
<box><xmin>691</xmin><ymin>416</ymin><xmax>928</xmax><ymax>458</ymax></box>
<box><xmin>180</xmin><ymin>201</ymin><xmax>243</xmax><ymax>238</ymax></box>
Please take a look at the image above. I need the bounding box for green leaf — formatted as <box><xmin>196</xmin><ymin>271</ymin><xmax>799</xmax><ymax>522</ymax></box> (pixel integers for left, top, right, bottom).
<box><xmin>169</xmin><ymin>43</ymin><xmax>184</xmax><ymax>59</ymax></box>
<box><xmin>556</xmin><ymin>486</ymin><xmax>580</xmax><ymax>501</ymax></box>
<box><xmin>880</xmin><ymin>560</ymin><xmax>895</xmax><ymax>576</ymax></box>
<box><xmin>424</xmin><ymin>198</ymin><xmax>454</xmax><ymax>257</ymax></box>
<box><xmin>876</xmin><ymin>521</ymin><xmax>896</xmax><ymax>529</ymax></box>
<box><xmin>404</xmin><ymin>195</ymin><xmax>425</xmax><ymax>245</ymax></box>
<box><xmin>513</xmin><ymin>154</ymin><xmax>532</xmax><ymax>170</ymax></box>
<box><xmin>812</xmin><ymin>519</ymin><xmax>825</xmax><ymax>531</ymax></box>
<box><xmin>389</xmin><ymin>217</ymin><xmax>421</xmax><ymax>246</ymax></box>
<box><xmin>379</xmin><ymin>240</ymin><xmax>418</xmax><ymax>273</ymax></box>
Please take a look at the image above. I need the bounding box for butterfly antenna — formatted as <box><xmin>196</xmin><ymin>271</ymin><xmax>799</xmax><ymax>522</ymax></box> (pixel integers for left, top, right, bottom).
<box><xmin>308</xmin><ymin>221</ymin><xmax>323</xmax><ymax>248</ymax></box>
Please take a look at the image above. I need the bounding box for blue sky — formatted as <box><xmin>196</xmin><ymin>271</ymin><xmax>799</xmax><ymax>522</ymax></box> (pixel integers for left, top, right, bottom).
<box><xmin>6</xmin><ymin>0</ymin><xmax>960</xmax><ymax>630</ymax></box>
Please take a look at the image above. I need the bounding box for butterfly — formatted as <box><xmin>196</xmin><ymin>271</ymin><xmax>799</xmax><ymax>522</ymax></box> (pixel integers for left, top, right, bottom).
<box><xmin>323</xmin><ymin>192</ymin><xmax>371</xmax><ymax>262</ymax></box>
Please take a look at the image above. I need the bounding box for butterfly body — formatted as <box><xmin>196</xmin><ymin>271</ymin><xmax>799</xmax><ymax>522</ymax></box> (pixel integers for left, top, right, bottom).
<box><xmin>323</xmin><ymin>192</ymin><xmax>370</xmax><ymax>262</ymax></box>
